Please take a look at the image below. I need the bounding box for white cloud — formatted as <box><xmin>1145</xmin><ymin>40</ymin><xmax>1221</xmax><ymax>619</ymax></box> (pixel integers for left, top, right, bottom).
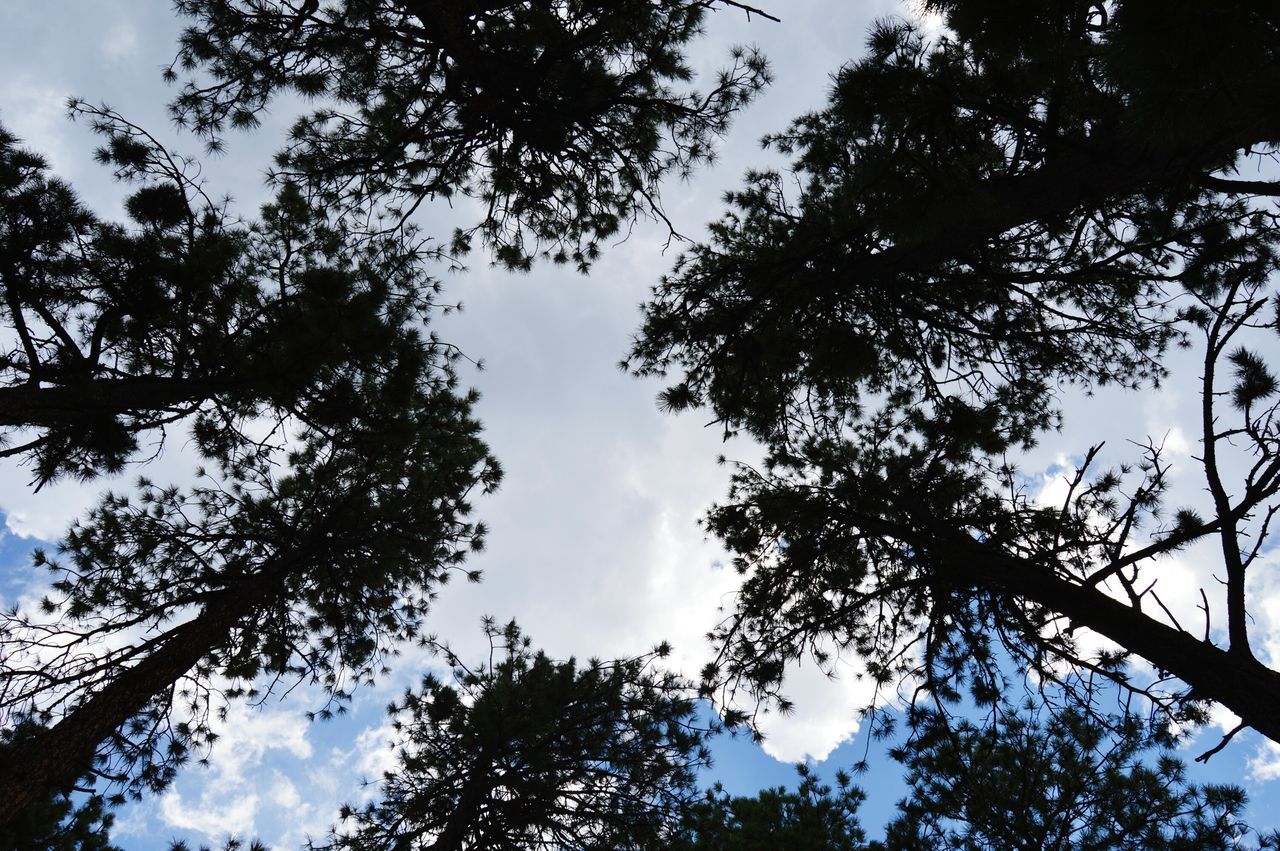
<box><xmin>1032</xmin><ymin>455</ymin><xmax>1076</xmax><ymax>508</ymax></box>
<box><xmin>1249</xmin><ymin>740</ymin><xmax>1280</xmax><ymax>783</ymax></box>
<box><xmin>350</xmin><ymin>718</ymin><xmax>399</xmax><ymax>783</ymax></box>
<box><xmin>154</xmin><ymin>704</ymin><xmax>314</xmax><ymax>842</ymax></box>
<box><xmin>101</xmin><ymin>22</ymin><xmax>139</xmax><ymax>64</ymax></box>
<box><xmin>160</xmin><ymin>788</ymin><xmax>258</xmax><ymax>839</ymax></box>
<box><xmin>752</xmin><ymin>657</ymin><xmax>874</xmax><ymax>764</ymax></box>
<box><xmin>211</xmin><ymin>704</ymin><xmax>314</xmax><ymax>783</ymax></box>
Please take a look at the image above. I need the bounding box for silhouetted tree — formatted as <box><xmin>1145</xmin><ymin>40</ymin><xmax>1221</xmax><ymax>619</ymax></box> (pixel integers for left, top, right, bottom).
<box><xmin>675</xmin><ymin>699</ymin><xmax>1279</xmax><ymax>850</ymax></box>
<box><xmin>0</xmin><ymin>110</ymin><xmax>448</xmax><ymax>486</ymax></box>
<box><xmin>3</xmin><ymin>0</ymin><xmax>775</xmax><ymax>483</ymax></box>
<box><xmin>168</xmin><ymin>837</ymin><xmax>267</xmax><ymax>851</ymax></box>
<box><xmin>1</xmin><ymin>0</ymin><xmax>777</xmax><ymax>839</ymax></box>
<box><xmin>675</xmin><ymin>763</ymin><xmax>866</xmax><ymax>851</ymax></box>
<box><xmin>312</xmin><ymin>620</ymin><xmax>712</xmax><ymax>851</ymax></box>
<box><xmin>883</xmin><ymin>700</ymin><xmax>1280</xmax><ymax>850</ymax></box>
<box><xmin>0</xmin><ymin>317</ymin><xmax>498</xmax><ymax>827</ymax></box>
<box><xmin>168</xmin><ymin>0</ymin><xmax>773</xmax><ymax>269</ymax></box>
<box><xmin>629</xmin><ymin>1</ymin><xmax>1280</xmax><ymax>746</ymax></box>
<box><xmin>0</xmin><ymin>721</ymin><xmax>120</xmax><ymax>851</ymax></box>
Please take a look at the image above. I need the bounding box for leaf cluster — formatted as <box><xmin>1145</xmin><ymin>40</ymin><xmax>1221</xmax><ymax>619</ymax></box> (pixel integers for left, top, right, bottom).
<box><xmin>0</xmin><ymin>106</ymin><xmax>456</xmax><ymax>487</ymax></box>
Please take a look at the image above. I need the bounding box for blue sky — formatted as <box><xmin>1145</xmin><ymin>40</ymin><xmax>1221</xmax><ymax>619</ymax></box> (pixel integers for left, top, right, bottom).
<box><xmin>3</xmin><ymin>1</ymin><xmax>1280</xmax><ymax>848</ymax></box>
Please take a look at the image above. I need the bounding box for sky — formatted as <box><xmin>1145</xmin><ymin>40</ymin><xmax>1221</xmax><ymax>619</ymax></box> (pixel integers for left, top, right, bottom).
<box><xmin>1</xmin><ymin>1</ymin><xmax>1279</xmax><ymax>848</ymax></box>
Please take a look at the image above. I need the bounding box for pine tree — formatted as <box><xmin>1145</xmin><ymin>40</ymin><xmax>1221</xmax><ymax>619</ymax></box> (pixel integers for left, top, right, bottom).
<box><xmin>0</xmin><ymin>109</ymin><xmax>499</xmax><ymax>825</ymax></box>
<box><xmin>0</xmin><ymin>117</ymin><xmax>500</xmax><ymax>824</ymax></box>
<box><xmin>311</xmin><ymin>620</ymin><xmax>712</xmax><ymax>851</ymax></box>
<box><xmin>629</xmin><ymin>1</ymin><xmax>1280</xmax><ymax>746</ymax></box>
<box><xmin>675</xmin><ymin>764</ymin><xmax>866</xmax><ymax>851</ymax></box>
<box><xmin>167</xmin><ymin>0</ymin><xmax>772</xmax><ymax>270</ymax></box>
<box><xmin>1</xmin><ymin>0</ymin><xmax>775</xmax><ymax>830</ymax></box>
<box><xmin>673</xmin><ymin>696</ymin><xmax>1280</xmax><ymax>849</ymax></box>
<box><xmin>0</xmin><ymin>721</ymin><xmax>120</xmax><ymax>851</ymax></box>
<box><xmin>0</xmin><ymin>108</ymin><xmax>450</xmax><ymax>487</ymax></box>
<box><xmin>883</xmin><ymin>700</ymin><xmax>1279</xmax><ymax>850</ymax></box>
<box><xmin>0</xmin><ymin>367</ymin><xmax>498</xmax><ymax>825</ymax></box>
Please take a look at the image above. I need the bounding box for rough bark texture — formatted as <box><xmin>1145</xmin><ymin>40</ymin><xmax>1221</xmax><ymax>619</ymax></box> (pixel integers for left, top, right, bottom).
<box><xmin>0</xmin><ymin>579</ymin><xmax>265</xmax><ymax>828</ymax></box>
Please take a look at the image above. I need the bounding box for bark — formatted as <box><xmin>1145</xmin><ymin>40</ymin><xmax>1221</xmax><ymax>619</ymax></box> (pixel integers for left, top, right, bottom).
<box><xmin>936</xmin><ymin>531</ymin><xmax>1280</xmax><ymax>744</ymax></box>
<box><xmin>0</xmin><ymin>574</ymin><xmax>273</xmax><ymax>829</ymax></box>
<box><xmin>814</xmin><ymin>129</ymin><xmax>1249</xmax><ymax>289</ymax></box>
<box><xmin>0</xmin><ymin>377</ymin><xmax>234</xmax><ymax>427</ymax></box>
<box><xmin>424</xmin><ymin>755</ymin><xmax>492</xmax><ymax>851</ymax></box>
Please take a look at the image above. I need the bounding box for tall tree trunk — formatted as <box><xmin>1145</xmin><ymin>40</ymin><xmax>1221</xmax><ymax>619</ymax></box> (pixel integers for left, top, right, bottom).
<box><xmin>424</xmin><ymin>755</ymin><xmax>492</xmax><ymax>851</ymax></box>
<box><xmin>0</xmin><ymin>579</ymin><xmax>265</xmax><ymax>829</ymax></box>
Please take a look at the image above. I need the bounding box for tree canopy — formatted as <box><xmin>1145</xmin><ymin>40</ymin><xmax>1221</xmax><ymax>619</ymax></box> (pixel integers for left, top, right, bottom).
<box><xmin>675</xmin><ymin>763</ymin><xmax>866</xmax><ymax>851</ymax></box>
<box><xmin>0</xmin><ymin>118</ymin><xmax>499</xmax><ymax>827</ymax></box>
<box><xmin>312</xmin><ymin>620</ymin><xmax>712</xmax><ymax>851</ymax></box>
<box><xmin>0</xmin><ymin>0</ymin><xmax>773</xmax><ymax>835</ymax></box>
<box><xmin>12</xmin><ymin>0</ymin><xmax>1280</xmax><ymax>845</ymax></box>
<box><xmin>676</xmin><ymin>695</ymin><xmax>1280</xmax><ymax>850</ymax></box>
<box><xmin>0</xmin><ymin>369</ymin><xmax>497</xmax><ymax>824</ymax></box>
<box><xmin>629</xmin><ymin>0</ymin><xmax>1280</xmax><ymax>747</ymax></box>
<box><xmin>167</xmin><ymin>0</ymin><xmax>771</xmax><ymax>269</ymax></box>
<box><xmin>883</xmin><ymin>698</ymin><xmax>1278</xmax><ymax>850</ymax></box>
<box><xmin>0</xmin><ymin>107</ymin><xmax>449</xmax><ymax>487</ymax></box>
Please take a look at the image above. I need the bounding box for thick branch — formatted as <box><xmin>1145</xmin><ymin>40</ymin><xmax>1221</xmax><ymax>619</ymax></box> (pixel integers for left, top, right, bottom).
<box><xmin>1197</xmin><ymin>174</ymin><xmax>1280</xmax><ymax>196</ymax></box>
<box><xmin>0</xmin><ymin>377</ymin><xmax>241</xmax><ymax>427</ymax></box>
<box><xmin>936</xmin><ymin>531</ymin><xmax>1280</xmax><ymax>743</ymax></box>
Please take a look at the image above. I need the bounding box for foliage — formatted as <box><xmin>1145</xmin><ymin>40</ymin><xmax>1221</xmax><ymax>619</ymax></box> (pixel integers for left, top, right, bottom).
<box><xmin>0</xmin><ymin>0</ymin><xmax>773</xmax><ymax>833</ymax></box>
<box><xmin>312</xmin><ymin>620</ymin><xmax>712</xmax><ymax>851</ymax></box>
<box><xmin>168</xmin><ymin>838</ymin><xmax>268</xmax><ymax>851</ymax></box>
<box><xmin>0</xmin><ymin>102</ymin><xmax>500</xmax><ymax>815</ymax></box>
<box><xmin>883</xmin><ymin>700</ymin><xmax>1280</xmax><ymax>850</ymax></box>
<box><xmin>168</xmin><ymin>0</ymin><xmax>771</xmax><ymax>269</ymax></box>
<box><xmin>675</xmin><ymin>763</ymin><xmax>866</xmax><ymax>851</ymax></box>
<box><xmin>0</xmin><ymin>108</ymin><xmax>450</xmax><ymax>486</ymax></box>
<box><xmin>1</xmin><ymin>363</ymin><xmax>498</xmax><ymax>806</ymax></box>
<box><xmin>673</xmin><ymin>694</ymin><xmax>1280</xmax><ymax>850</ymax></box>
<box><xmin>628</xmin><ymin>0</ymin><xmax>1280</xmax><ymax>743</ymax></box>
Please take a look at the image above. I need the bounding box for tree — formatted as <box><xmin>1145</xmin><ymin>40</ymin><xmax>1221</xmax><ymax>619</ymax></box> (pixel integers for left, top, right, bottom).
<box><xmin>1</xmin><ymin>0</ymin><xmax>774</xmax><ymax>830</ymax></box>
<box><xmin>0</xmin><ymin>721</ymin><xmax>120</xmax><ymax>851</ymax></box>
<box><xmin>2</xmin><ymin>0</ymin><xmax>774</xmax><ymax>484</ymax></box>
<box><xmin>0</xmin><ymin>102</ymin><xmax>502</xmax><ymax>827</ymax></box>
<box><xmin>311</xmin><ymin>620</ymin><xmax>712</xmax><ymax>851</ymax></box>
<box><xmin>0</xmin><ymin>109</ymin><xmax>446</xmax><ymax>487</ymax></box>
<box><xmin>673</xmin><ymin>698</ymin><xmax>1279</xmax><ymax>850</ymax></box>
<box><xmin>675</xmin><ymin>763</ymin><xmax>866</xmax><ymax>851</ymax></box>
<box><xmin>167</xmin><ymin>0</ymin><xmax>772</xmax><ymax>269</ymax></box>
<box><xmin>883</xmin><ymin>700</ymin><xmax>1278</xmax><ymax>850</ymax></box>
<box><xmin>0</xmin><ymin>363</ymin><xmax>498</xmax><ymax>826</ymax></box>
<box><xmin>628</xmin><ymin>1</ymin><xmax>1280</xmax><ymax>746</ymax></box>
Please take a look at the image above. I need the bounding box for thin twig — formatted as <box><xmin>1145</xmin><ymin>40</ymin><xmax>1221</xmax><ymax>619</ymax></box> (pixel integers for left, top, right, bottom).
<box><xmin>716</xmin><ymin>1</ymin><xmax>781</xmax><ymax>23</ymax></box>
<box><xmin>1195</xmin><ymin>721</ymin><xmax>1245</xmax><ymax>763</ymax></box>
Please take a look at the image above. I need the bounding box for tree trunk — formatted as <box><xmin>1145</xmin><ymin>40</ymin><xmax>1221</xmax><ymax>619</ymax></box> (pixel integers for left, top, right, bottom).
<box><xmin>424</xmin><ymin>755</ymin><xmax>492</xmax><ymax>851</ymax></box>
<box><xmin>0</xmin><ymin>582</ymin><xmax>261</xmax><ymax>829</ymax></box>
<box><xmin>938</xmin><ymin>532</ymin><xmax>1280</xmax><ymax>744</ymax></box>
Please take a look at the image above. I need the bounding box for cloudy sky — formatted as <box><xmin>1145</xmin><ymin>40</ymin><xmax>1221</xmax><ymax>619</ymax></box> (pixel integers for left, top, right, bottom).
<box><xmin>2</xmin><ymin>1</ymin><xmax>1279</xmax><ymax>848</ymax></box>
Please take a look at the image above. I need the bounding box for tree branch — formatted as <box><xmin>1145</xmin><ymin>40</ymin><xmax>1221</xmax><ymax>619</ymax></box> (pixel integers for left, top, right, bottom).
<box><xmin>1197</xmin><ymin>174</ymin><xmax>1280</xmax><ymax>196</ymax></box>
